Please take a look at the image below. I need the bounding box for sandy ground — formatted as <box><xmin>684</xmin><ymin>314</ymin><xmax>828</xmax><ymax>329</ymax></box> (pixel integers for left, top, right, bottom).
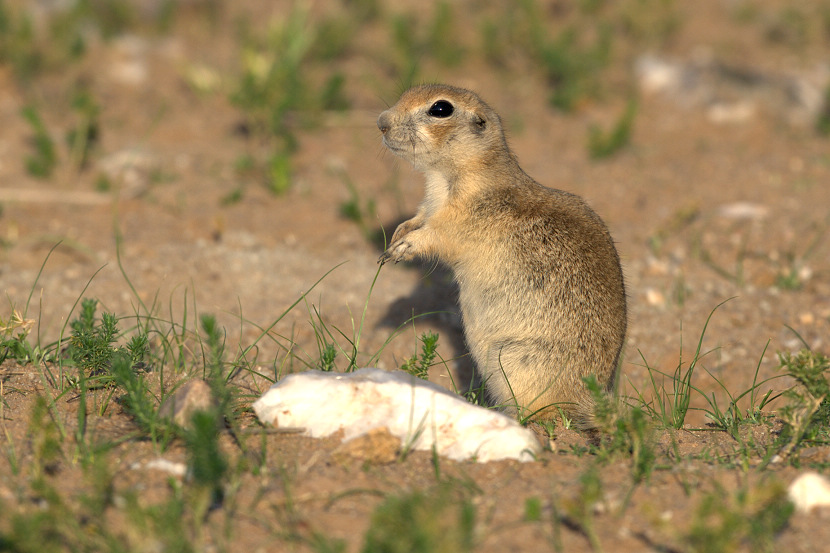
<box><xmin>1</xmin><ymin>1</ymin><xmax>830</xmax><ymax>551</ymax></box>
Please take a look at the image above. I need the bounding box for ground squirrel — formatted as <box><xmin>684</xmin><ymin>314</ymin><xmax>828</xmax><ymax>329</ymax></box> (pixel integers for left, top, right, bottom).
<box><xmin>377</xmin><ymin>84</ymin><xmax>626</xmax><ymax>423</ymax></box>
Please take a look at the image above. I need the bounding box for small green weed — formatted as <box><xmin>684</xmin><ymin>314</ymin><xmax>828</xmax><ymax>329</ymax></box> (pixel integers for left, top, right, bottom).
<box><xmin>697</xmin><ymin>341</ymin><xmax>780</xmax><ymax>439</ymax></box>
<box><xmin>2</xmin><ymin>456</ymin><xmax>200</xmax><ymax>552</ymax></box>
<box><xmin>0</xmin><ymin>3</ymin><xmax>42</xmax><ymax>81</ymax></box>
<box><xmin>62</xmin><ymin>294</ymin><xmax>168</xmax><ymax>446</ymax></box>
<box><xmin>764</xmin><ymin>6</ymin><xmax>809</xmax><ymax>49</ymax></box>
<box><xmin>524</xmin><ymin>495</ymin><xmax>543</xmax><ymax>521</ymax></box>
<box><xmin>0</xmin><ymin>306</ymin><xmax>37</xmax><ymax>364</ymax></box>
<box><xmin>671</xmin><ymin>273</ymin><xmax>691</xmax><ymax>307</ymax></box>
<box><xmin>72</xmin><ymin>0</ymin><xmax>136</xmax><ymax>40</ymax></box>
<box><xmin>337</xmin><ymin>169</ymin><xmax>378</xmax><ymax>242</ymax></box>
<box><xmin>617</xmin><ymin>0</ymin><xmax>680</xmax><ymax>46</ymax></box>
<box><xmin>28</xmin><ymin>395</ymin><xmax>63</xmax><ymax>480</ymax></box>
<box><xmin>587</xmin><ymin>99</ymin><xmax>637</xmax><ymax>159</ymax></box>
<box><xmin>306</xmin><ymin>305</ymin><xmax>340</xmax><ymax>373</ymax></box>
<box><xmin>562</xmin><ymin>464</ymin><xmax>605</xmax><ymax>553</ymax></box>
<box><xmin>1</xmin><ymin>244</ymin><xmax>64</xmax><ymax>366</ymax></box>
<box><xmin>467</xmin><ymin>382</ymin><xmax>490</xmax><ymax>408</ymax></box>
<box><xmin>646</xmin><ymin>203</ymin><xmax>700</xmax><ymax>256</ymax></box>
<box><xmin>387</xmin><ymin>3</ymin><xmax>465</xmax><ymax>84</ymax></box>
<box><xmin>68</xmin><ymin>298</ymin><xmax>149</xmax><ymax>377</ymax></box>
<box><xmin>629</xmin><ymin>300</ymin><xmax>784</xmax><ymax>464</ymax></box>
<box><xmin>109</xmin><ymin>350</ymin><xmax>172</xmax><ymax>445</ymax></box>
<box><xmin>232</xmin><ymin>9</ymin><xmax>308</xmax><ymax>189</ymax></box>
<box><xmin>311</xmin><ymin>533</ymin><xmax>348</xmax><ymax>553</ymax></box>
<box><xmin>1</xmin><ymin>473</ymin><xmax>121</xmax><ymax>552</ymax></box>
<box><xmin>69</xmin><ymin>299</ymin><xmax>120</xmax><ymax>378</ymax></box>
<box><xmin>306</xmin><ymin>302</ymin><xmax>361</xmax><ymax>374</ymax></box>
<box><xmin>818</xmin><ymin>84</ymin><xmax>830</xmax><ymax>136</ymax></box>
<box><xmin>695</xmin><ymin>230</ymin><xmax>749</xmax><ymax>287</ymax></box>
<box><xmin>427</xmin><ymin>2</ymin><xmax>465</xmax><ymax>66</ymax></box>
<box><xmin>198</xmin><ymin>313</ymin><xmax>237</xmax><ymax>416</ymax></box>
<box><xmin>265</xmin><ymin>151</ymin><xmax>292</xmax><ymax>195</ymax></box>
<box><xmin>629</xmin><ymin>300</ymin><xmax>729</xmax><ymax>429</ymax></box>
<box><xmin>231</xmin><ymin>7</ymin><xmax>354</xmax><ymax>195</ymax></box>
<box><xmin>775</xmin><ymin>266</ymin><xmax>803</xmax><ymax>291</ymax></box>
<box><xmin>320</xmin><ymin>72</ymin><xmax>349</xmax><ymax>111</ymax></box>
<box><xmin>587</xmin><ymin>376</ymin><xmax>656</xmax><ymax>487</ymax></box>
<box><xmin>400</xmin><ymin>331</ymin><xmax>439</xmax><ymax>380</ymax></box>
<box><xmin>390</xmin><ymin>14</ymin><xmax>422</xmax><ymax>87</ymax></box>
<box><xmin>362</xmin><ymin>484</ymin><xmax>476</xmax><ymax>553</ymax></box>
<box><xmin>684</xmin><ymin>480</ymin><xmax>793</xmax><ymax>553</ymax></box>
<box><xmin>184</xmin><ymin>409</ymin><xmax>227</xmax><ymax>514</ymax></box>
<box><xmin>309</xmin><ymin>16</ymin><xmax>356</xmax><ymax>61</ymax></box>
<box><xmin>21</xmin><ymin>105</ymin><xmax>57</xmax><ymax>178</ymax></box>
<box><xmin>776</xmin><ymin>348</ymin><xmax>830</xmax><ymax>459</ymax></box>
<box><xmin>0</xmin><ymin>0</ymin><xmax>138</xmax><ymax>85</ymax></box>
<box><xmin>774</xmin><ymin>220</ymin><xmax>826</xmax><ymax>291</ymax></box>
<box><xmin>294</xmin><ymin>263</ymin><xmax>423</xmax><ymax>377</ymax></box>
<box><xmin>122</xmin><ymin>488</ymin><xmax>195</xmax><ymax>553</ymax></box>
<box><xmin>535</xmin><ymin>24</ymin><xmax>612</xmax><ymax>112</ymax></box>
<box><xmin>220</xmin><ymin>185</ymin><xmax>245</xmax><ymax>206</ymax></box>
<box><xmin>319</xmin><ymin>342</ymin><xmax>338</xmax><ymax>372</ymax></box>
<box><xmin>66</xmin><ymin>86</ymin><xmax>101</xmax><ymax>170</ymax></box>
<box><xmin>479</xmin><ymin>18</ymin><xmax>505</xmax><ymax>67</ymax></box>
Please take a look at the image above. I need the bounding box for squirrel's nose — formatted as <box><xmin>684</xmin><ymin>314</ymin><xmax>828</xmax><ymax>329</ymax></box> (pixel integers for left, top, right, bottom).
<box><xmin>377</xmin><ymin>112</ymin><xmax>391</xmax><ymax>134</ymax></box>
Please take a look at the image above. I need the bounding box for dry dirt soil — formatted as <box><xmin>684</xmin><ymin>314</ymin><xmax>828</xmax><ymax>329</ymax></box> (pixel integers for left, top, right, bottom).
<box><xmin>2</xmin><ymin>1</ymin><xmax>830</xmax><ymax>552</ymax></box>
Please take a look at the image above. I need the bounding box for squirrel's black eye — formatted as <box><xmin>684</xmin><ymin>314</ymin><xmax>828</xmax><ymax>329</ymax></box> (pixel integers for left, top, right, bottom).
<box><xmin>427</xmin><ymin>100</ymin><xmax>454</xmax><ymax>118</ymax></box>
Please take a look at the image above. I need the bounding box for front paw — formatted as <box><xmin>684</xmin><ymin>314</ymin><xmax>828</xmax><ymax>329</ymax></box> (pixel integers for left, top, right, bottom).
<box><xmin>378</xmin><ymin>240</ymin><xmax>413</xmax><ymax>265</ymax></box>
<box><xmin>389</xmin><ymin>218</ymin><xmax>421</xmax><ymax>245</ymax></box>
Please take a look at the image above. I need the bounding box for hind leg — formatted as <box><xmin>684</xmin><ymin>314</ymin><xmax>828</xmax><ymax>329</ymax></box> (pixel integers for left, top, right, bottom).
<box><xmin>478</xmin><ymin>341</ymin><xmax>572</xmax><ymax>420</ymax></box>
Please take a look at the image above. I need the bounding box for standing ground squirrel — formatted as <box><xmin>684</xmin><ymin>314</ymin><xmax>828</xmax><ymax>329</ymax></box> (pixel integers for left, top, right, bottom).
<box><xmin>378</xmin><ymin>84</ymin><xmax>627</xmax><ymax>424</ymax></box>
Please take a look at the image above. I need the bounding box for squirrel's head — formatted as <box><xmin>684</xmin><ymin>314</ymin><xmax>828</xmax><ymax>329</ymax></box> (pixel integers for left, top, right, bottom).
<box><xmin>378</xmin><ymin>84</ymin><xmax>509</xmax><ymax>174</ymax></box>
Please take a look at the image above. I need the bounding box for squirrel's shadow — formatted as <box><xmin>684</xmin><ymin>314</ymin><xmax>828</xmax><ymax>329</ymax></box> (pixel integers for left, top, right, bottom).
<box><xmin>376</xmin><ymin>224</ymin><xmax>476</xmax><ymax>393</ymax></box>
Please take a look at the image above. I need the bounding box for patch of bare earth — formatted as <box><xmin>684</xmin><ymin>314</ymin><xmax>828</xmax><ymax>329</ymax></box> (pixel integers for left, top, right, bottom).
<box><xmin>2</xmin><ymin>1</ymin><xmax>830</xmax><ymax>551</ymax></box>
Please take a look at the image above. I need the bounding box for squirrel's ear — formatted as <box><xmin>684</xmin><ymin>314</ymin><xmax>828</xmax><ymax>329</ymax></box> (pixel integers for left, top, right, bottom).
<box><xmin>472</xmin><ymin>114</ymin><xmax>487</xmax><ymax>134</ymax></box>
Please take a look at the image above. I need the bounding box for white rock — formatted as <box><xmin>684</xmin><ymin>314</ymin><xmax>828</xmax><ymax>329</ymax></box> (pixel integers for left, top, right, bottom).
<box><xmin>635</xmin><ymin>54</ymin><xmax>683</xmax><ymax>95</ymax></box>
<box><xmin>788</xmin><ymin>472</ymin><xmax>830</xmax><ymax>512</ymax></box>
<box><xmin>645</xmin><ymin>288</ymin><xmax>666</xmax><ymax>307</ymax></box>
<box><xmin>97</xmin><ymin>148</ymin><xmax>158</xmax><ymax>195</ymax></box>
<box><xmin>716</xmin><ymin>202</ymin><xmax>769</xmax><ymax>221</ymax></box>
<box><xmin>706</xmin><ymin>101</ymin><xmax>756</xmax><ymax>124</ymax></box>
<box><xmin>133</xmin><ymin>458</ymin><xmax>187</xmax><ymax>477</ymax></box>
<box><xmin>252</xmin><ymin>368</ymin><xmax>542</xmax><ymax>462</ymax></box>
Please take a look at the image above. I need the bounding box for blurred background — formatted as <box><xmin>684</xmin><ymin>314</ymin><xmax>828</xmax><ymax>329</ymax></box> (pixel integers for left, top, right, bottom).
<box><xmin>1</xmin><ymin>0</ymin><xmax>829</xmax><ymax>408</ymax></box>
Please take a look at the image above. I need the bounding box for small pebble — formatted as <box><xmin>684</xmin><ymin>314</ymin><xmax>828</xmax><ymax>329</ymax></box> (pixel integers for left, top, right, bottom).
<box><xmin>132</xmin><ymin>458</ymin><xmax>187</xmax><ymax>477</ymax></box>
<box><xmin>788</xmin><ymin>472</ymin><xmax>830</xmax><ymax>512</ymax></box>
<box><xmin>645</xmin><ymin>288</ymin><xmax>666</xmax><ymax>307</ymax></box>
<box><xmin>717</xmin><ymin>202</ymin><xmax>769</xmax><ymax>221</ymax></box>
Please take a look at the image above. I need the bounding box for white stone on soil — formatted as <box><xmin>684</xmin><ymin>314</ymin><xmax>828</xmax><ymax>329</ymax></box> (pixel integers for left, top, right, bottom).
<box><xmin>788</xmin><ymin>472</ymin><xmax>830</xmax><ymax>513</ymax></box>
<box><xmin>132</xmin><ymin>458</ymin><xmax>187</xmax><ymax>477</ymax></box>
<box><xmin>252</xmin><ymin>368</ymin><xmax>541</xmax><ymax>462</ymax></box>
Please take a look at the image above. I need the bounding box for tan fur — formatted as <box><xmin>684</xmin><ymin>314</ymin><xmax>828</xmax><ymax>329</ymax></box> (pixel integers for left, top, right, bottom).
<box><xmin>378</xmin><ymin>84</ymin><xmax>627</xmax><ymax>424</ymax></box>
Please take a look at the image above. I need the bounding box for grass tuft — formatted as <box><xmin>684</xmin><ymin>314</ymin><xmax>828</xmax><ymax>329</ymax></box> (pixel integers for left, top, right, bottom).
<box><xmin>587</xmin><ymin>376</ymin><xmax>656</xmax><ymax>487</ymax></box>
<box><xmin>776</xmin><ymin>348</ymin><xmax>830</xmax><ymax>459</ymax></box>
<box><xmin>562</xmin><ymin>464</ymin><xmax>605</xmax><ymax>552</ymax></box>
<box><xmin>818</xmin><ymin>84</ymin><xmax>830</xmax><ymax>136</ymax></box>
<box><xmin>21</xmin><ymin>105</ymin><xmax>57</xmax><ymax>178</ymax></box>
<box><xmin>536</xmin><ymin>24</ymin><xmax>612</xmax><ymax>112</ymax></box>
<box><xmin>0</xmin><ymin>305</ymin><xmax>37</xmax><ymax>364</ymax></box>
<box><xmin>587</xmin><ymin>99</ymin><xmax>637</xmax><ymax>159</ymax></box>
<box><xmin>361</xmin><ymin>484</ymin><xmax>476</xmax><ymax>553</ymax></box>
<box><xmin>400</xmin><ymin>331</ymin><xmax>439</xmax><ymax>380</ymax></box>
<box><xmin>184</xmin><ymin>409</ymin><xmax>227</xmax><ymax>512</ymax></box>
<box><xmin>685</xmin><ymin>480</ymin><xmax>793</xmax><ymax>553</ymax></box>
<box><xmin>69</xmin><ymin>299</ymin><xmax>119</xmax><ymax>378</ymax></box>
<box><xmin>628</xmin><ymin>300</ymin><xmax>731</xmax><ymax>429</ymax></box>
